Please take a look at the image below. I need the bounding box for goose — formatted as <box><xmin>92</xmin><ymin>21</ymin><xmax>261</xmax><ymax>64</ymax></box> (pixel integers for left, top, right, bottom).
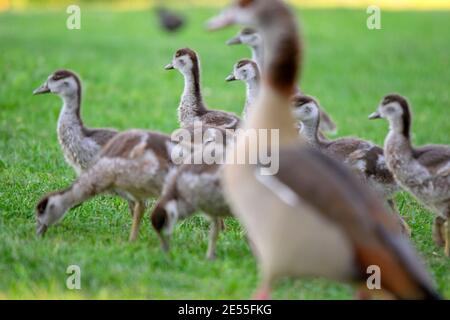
<box><xmin>226</xmin><ymin>28</ymin><xmax>337</xmax><ymax>134</ymax></box>
<box><xmin>208</xmin><ymin>0</ymin><xmax>439</xmax><ymax>299</ymax></box>
<box><xmin>292</xmin><ymin>94</ymin><xmax>410</xmax><ymax>235</ymax></box>
<box><xmin>225</xmin><ymin>59</ymin><xmax>260</xmax><ymax>120</ymax></box>
<box><xmin>151</xmin><ymin>162</ymin><xmax>231</xmax><ymax>260</ymax></box>
<box><xmin>369</xmin><ymin>94</ymin><xmax>450</xmax><ymax>256</ymax></box>
<box><xmin>165</xmin><ymin>48</ymin><xmax>241</xmax><ymax>129</ymax></box>
<box><xmin>151</xmin><ymin>126</ymin><xmax>233</xmax><ymax>260</ymax></box>
<box><xmin>32</xmin><ymin>70</ymin><xmax>146</xmax><ymax>240</ymax></box>
<box><xmin>35</xmin><ymin>130</ymin><xmax>176</xmax><ymax>241</ymax></box>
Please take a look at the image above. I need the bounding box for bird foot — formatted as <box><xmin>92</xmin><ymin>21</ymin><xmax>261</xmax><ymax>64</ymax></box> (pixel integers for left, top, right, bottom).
<box><xmin>253</xmin><ymin>287</ymin><xmax>271</xmax><ymax>300</ymax></box>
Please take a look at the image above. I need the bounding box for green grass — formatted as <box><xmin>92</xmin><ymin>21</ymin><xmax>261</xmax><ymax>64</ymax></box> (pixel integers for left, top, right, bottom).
<box><xmin>0</xmin><ymin>7</ymin><xmax>449</xmax><ymax>299</ymax></box>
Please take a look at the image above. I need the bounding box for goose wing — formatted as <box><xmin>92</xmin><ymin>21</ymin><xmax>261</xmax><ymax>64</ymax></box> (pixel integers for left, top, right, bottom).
<box><xmin>261</xmin><ymin>146</ymin><xmax>439</xmax><ymax>299</ymax></box>
<box><xmin>201</xmin><ymin>110</ymin><xmax>241</xmax><ymax>129</ymax></box>
<box><xmin>413</xmin><ymin>145</ymin><xmax>450</xmax><ymax>175</ymax></box>
<box><xmin>83</xmin><ymin>127</ymin><xmax>119</xmax><ymax>147</ymax></box>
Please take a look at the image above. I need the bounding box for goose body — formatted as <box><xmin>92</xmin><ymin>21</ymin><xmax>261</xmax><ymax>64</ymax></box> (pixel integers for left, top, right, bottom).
<box><xmin>370</xmin><ymin>94</ymin><xmax>450</xmax><ymax>255</ymax></box>
<box><xmin>208</xmin><ymin>0</ymin><xmax>439</xmax><ymax>299</ymax></box>
<box><xmin>165</xmin><ymin>48</ymin><xmax>240</xmax><ymax>129</ymax></box>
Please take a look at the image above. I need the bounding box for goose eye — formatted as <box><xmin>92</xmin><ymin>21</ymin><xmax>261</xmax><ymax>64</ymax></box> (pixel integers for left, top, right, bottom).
<box><xmin>386</xmin><ymin>106</ymin><xmax>396</xmax><ymax>114</ymax></box>
<box><xmin>37</xmin><ymin>198</ymin><xmax>49</xmax><ymax>215</ymax></box>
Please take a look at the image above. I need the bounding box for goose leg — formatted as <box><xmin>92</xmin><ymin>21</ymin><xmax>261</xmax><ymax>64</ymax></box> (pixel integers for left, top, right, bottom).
<box><xmin>127</xmin><ymin>200</ymin><xmax>135</xmax><ymax>218</ymax></box>
<box><xmin>445</xmin><ymin>220</ymin><xmax>450</xmax><ymax>257</ymax></box>
<box><xmin>206</xmin><ymin>217</ymin><xmax>220</xmax><ymax>260</ymax></box>
<box><xmin>253</xmin><ymin>276</ymin><xmax>272</xmax><ymax>300</ymax></box>
<box><xmin>387</xmin><ymin>199</ymin><xmax>411</xmax><ymax>237</ymax></box>
<box><xmin>129</xmin><ymin>201</ymin><xmax>145</xmax><ymax>242</ymax></box>
<box><xmin>432</xmin><ymin>216</ymin><xmax>446</xmax><ymax>247</ymax></box>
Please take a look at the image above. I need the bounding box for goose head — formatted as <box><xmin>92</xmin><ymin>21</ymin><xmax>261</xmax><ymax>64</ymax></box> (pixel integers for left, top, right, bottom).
<box><xmin>33</xmin><ymin>69</ymin><xmax>81</xmax><ymax>98</ymax></box>
<box><xmin>226</xmin><ymin>59</ymin><xmax>260</xmax><ymax>83</ymax></box>
<box><xmin>226</xmin><ymin>27</ymin><xmax>262</xmax><ymax>47</ymax></box>
<box><xmin>369</xmin><ymin>94</ymin><xmax>411</xmax><ymax>137</ymax></box>
<box><xmin>35</xmin><ymin>192</ymin><xmax>68</xmax><ymax>236</ymax></box>
<box><xmin>151</xmin><ymin>195</ymin><xmax>192</xmax><ymax>252</ymax></box>
<box><xmin>291</xmin><ymin>95</ymin><xmax>320</xmax><ymax>125</ymax></box>
<box><xmin>165</xmin><ymin>48</ymin><xmax>199</xmax><ymax>76</ymax></box>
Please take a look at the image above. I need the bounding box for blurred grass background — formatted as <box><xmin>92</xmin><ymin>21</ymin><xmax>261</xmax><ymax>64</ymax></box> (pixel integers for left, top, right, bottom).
<box><xmin>2</xmin><ymin>0</ymin><xmax>450</xmax><ymax>11</ymax></box>
<box><xmin>0</xmin><ymin>2</ymin><xmax>449</xmax><ymax>299</ymax></box>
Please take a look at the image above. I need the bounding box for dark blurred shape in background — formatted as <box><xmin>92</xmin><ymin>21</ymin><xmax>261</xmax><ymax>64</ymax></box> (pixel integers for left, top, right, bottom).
<box><xmin>156</xmin><ymin>6</ymin><xmax>185</xmax><ymax>33</ymax></box>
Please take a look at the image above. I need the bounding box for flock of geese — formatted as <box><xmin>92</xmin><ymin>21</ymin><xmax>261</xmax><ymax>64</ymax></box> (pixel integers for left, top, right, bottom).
<box><xmin>32</xmin><ymin>0</ymin><xmax>449</xmax><ymax>299</ymax></box>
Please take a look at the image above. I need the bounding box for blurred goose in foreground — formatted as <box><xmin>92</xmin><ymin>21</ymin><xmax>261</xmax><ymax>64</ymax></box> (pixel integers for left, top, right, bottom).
<box><xmin>292</xmin><ymin>95</ymin><xmax>410</xmax><ymax>235</ymax></box>
<box><xmin>370</xmin><ymin>94</ymin><xmax>450</xmax><ymax>256</ymax></box>
<box><xmin>226</xmin><ymin>27</ymin><xmax>337</xmax><ymax>134</ymax></box>
<box><xmin>208</xmin><ymin>0</ymin><xmax>439</xmax><ymax>299</ymax></box>
<box><xmin>165</xmin><ymin>48</ymin><xmax>240</xmax><ymax>129</ymax></box>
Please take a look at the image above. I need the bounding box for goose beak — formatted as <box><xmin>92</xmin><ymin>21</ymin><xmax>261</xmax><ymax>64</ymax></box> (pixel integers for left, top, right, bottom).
<box><xmin>33</xmin><ymin>83</ymin><xmax>51</xmax><ymax>95</ymax></box>
<box><xmin>225</xmin><ymin>74</ymin><xmax>236</xmax><ymax>82</ymax></box>
<box><xmin>226</xmin><ymin>36</ymin><xmax>241</xmax><ymax>45</ymax></box>
<box><xmin>36</xmin><ymin>222</ymin><xmax>48</xmax><ymax>237</ymax></box>
<box><xmin>368</xmin><ymin>111</ymin><xmax>381</xmax><ymax>120</ymax></box>
<box><xmin>164</xmin><ymin>63</ymin><xmax>174</xmax><ymax>70</ymax></box>
<box><xmin>206</xmin><ymin>9</ymin><xmax>235</xmax><ymax>31</ymax></box>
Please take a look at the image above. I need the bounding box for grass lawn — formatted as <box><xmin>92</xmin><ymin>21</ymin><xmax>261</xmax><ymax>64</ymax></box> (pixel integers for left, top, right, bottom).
<box><xmin>0</xmin><ymin>7</ymin><xmax>449</xmax><ymax>299</ymax></box>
